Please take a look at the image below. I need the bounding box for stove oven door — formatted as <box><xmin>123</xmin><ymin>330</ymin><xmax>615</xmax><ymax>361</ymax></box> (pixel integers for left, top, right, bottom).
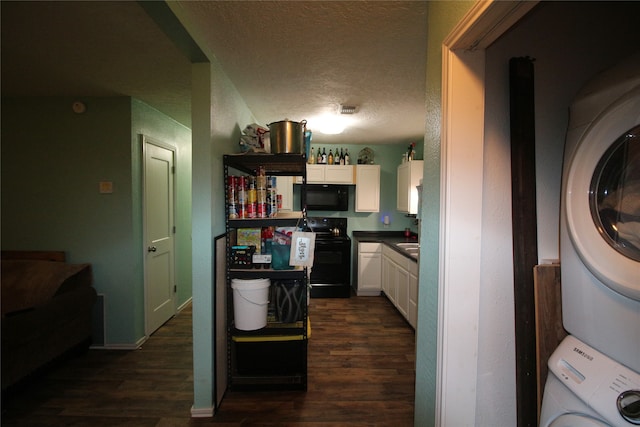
<box><xmin>309</xmin><ymin>239</ymin><xmax>351</xmax><ymax>298</ymax></box>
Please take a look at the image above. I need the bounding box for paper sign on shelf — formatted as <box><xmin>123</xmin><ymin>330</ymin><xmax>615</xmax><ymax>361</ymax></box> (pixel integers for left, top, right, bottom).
<box><xmin>289</xmin><ymin>231</ymin><xmax>316</xmax><ymax>267</ymax></box>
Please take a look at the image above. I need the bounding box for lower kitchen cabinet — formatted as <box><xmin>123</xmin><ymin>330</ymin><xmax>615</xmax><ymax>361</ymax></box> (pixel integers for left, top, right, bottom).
<box><xmin>408</xmin><ymin>262</ymin><xmax>418</xmax><ymax>328</ymax></box>
<box><xmin>356</xmin><ymin>242</ymin><xmax>382</xmax><ymax>296</ymax></box>
<box><xmin>381</xmin><ymin>245</ymin><xmax>418</xmax><ymax>328</ymax></box>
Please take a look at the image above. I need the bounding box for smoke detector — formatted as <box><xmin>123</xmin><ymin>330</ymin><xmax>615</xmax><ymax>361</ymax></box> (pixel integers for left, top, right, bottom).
<box><xmin>339</xmin><ymin>105</ymin><xmax>357</xmax><ymax>114</ymax></box>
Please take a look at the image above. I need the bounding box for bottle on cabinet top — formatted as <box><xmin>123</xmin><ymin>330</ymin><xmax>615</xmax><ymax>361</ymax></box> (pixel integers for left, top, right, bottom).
<box><xmin>309</xmin><ymin>148</ymin><xmax>353</xmax><ymax>165</ymax></box>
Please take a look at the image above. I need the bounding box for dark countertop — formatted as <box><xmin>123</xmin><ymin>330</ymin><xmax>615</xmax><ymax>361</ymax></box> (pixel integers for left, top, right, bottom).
<box><xmin>352</xmin><ymin>231</ymin><xmax>419</xmax><ymax>261</ymax></box>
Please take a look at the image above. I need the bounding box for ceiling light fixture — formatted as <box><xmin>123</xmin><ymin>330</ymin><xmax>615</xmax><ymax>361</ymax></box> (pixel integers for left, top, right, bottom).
<box><xmin>313</xmin><ymin>114</ymin><xmax>345</xmax><ymax>135</ymax></box>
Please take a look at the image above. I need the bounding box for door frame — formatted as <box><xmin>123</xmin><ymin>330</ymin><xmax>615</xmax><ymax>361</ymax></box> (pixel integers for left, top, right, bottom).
<box><xmin>142</xmin><ymin>134</ymin><xmax>178</xmax><ymax>336</ymax></box>
<box><xmin>435</xmin><ymin>1</ymin><xmax>539</xmax><ymax>425</ymax></box>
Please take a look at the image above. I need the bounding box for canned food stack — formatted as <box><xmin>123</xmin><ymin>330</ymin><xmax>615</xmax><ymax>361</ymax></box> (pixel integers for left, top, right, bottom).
<box><xmin>227</xmin><ymin>166</ymin><xmax>279</xmax><ymax>219</ymax></box>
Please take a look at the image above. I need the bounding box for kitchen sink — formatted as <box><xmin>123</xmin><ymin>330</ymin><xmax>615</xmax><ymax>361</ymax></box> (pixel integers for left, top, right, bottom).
<box><xmin>396</xmin><ymin>242</ymin><xmax>420</xmax><ymax>248</ymax></box>
<box><xmin>395</xmin><ymin>242</ymin><xmax>420</xmax><ymax>258</ymax></box>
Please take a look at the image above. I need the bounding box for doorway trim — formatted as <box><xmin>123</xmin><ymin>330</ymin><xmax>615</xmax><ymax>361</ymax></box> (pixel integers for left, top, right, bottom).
<box><xmin>435</xmin><ymin>1</ymin><xmax>539</xmax><ymax>425</ymax></box>
<box><xmin>142</xmin><ymin>134</ymin><xmax>178</xmax><ymax>337</ymax></box>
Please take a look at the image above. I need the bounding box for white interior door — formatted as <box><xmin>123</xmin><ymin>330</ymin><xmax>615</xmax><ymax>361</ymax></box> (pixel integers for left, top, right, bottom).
<box><xmin>144</xmin><ymin>137</ymin><xmax>176</xmax><ymax>335</ymax></box>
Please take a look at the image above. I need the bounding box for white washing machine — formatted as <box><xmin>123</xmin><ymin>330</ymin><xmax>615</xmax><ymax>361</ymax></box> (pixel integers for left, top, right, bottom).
<box><xmin>541</xmin><ymin>53</ymin><xmax>640</xmax><ymax>426</ymax></box>
<box><xmin>540</xmin><ymin>336</ymin><xmax>640</xmax><ymax>427</ymax></box>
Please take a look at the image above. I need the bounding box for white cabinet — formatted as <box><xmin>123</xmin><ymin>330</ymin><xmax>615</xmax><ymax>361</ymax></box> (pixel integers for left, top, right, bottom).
<box><xmin>355</xmin><ymin>165</ymin><xmax>380</xmax><ymax>212</ymax></box>
<box><xmin>306</xmin><ymin>165</ymin><xmax>324</xmax><ymax>182</ymax></box>
<box><xmin>277</xmin><ymin>176</ymin><xmax>294</xmax><ymax>211</ymax></box>
<box><xmin>301</xmin><ymin>164</ymin><xmax>355</xmax><ymax>184</ymax></box>
<box><xmin>381</xmin><ymin>245</ymin><xmax>418</xmax><ymax>328</ymax></box>
<box><xmin>397</xmin><ymin>160</ymin><xmax>424</xmax><ymax>214</ymax></box>
<box><xmin>396</xmin><ymin>265</ymin><xmax>410</xmax><ymax>319</ymax></box>
<box><xmin>356</xmin><ymin>242</ymin><xmax>382</xmax><ymax>296</ymax></box>
<box><xmin>382</xmin><ymin>251</ymin><xmax>397</xmax><ymax>306</ymax></box>
<box><xmin>408</xmin><ymin>262</ymin><xmax>418</xmax><ymax>328</ymax></box>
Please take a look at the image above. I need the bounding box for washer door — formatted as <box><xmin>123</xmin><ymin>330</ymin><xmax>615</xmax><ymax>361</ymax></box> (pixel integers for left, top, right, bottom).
<box><xmin>565</xmin><ymin>86</ymin><xmax>640</xmax><ymax>301</ymax></box>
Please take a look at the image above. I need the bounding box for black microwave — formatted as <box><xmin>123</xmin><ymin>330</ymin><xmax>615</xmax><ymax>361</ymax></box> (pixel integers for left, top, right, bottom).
<box><xmin>303</xmin><ymin>184</ymin><xmax>349</xmax><ymax>211</ymax></box>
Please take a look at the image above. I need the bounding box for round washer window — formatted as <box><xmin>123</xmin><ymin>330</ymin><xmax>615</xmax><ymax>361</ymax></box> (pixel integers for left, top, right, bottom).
<box><xmin>590</xmin><ymin>124</ymin><xmax>640</xmax><ymax>262</ymax></box>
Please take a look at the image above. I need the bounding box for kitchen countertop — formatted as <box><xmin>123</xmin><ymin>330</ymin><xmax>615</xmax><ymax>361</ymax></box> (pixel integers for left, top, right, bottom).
<box><xmin>352</xmin><ymin>231</ymin><xmax>419</xmax><ymax>261</ymax></box>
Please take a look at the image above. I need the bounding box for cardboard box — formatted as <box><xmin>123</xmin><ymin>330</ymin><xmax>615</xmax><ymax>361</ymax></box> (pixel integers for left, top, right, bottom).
<box><xmin>237</xmin><ymin>228</ymin><xmax>261</xmax><ymax>252</ymax></box>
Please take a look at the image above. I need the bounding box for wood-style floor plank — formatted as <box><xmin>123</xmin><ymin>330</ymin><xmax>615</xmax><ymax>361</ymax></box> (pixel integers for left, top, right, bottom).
<box><xmin>2</xmin><ymin>295</ymin><xmax>415</xmax><ymax>426</ymax></box>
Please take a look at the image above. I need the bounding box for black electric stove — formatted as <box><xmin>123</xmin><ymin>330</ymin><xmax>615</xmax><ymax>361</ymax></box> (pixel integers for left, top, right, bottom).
<box><xmin>306</xmin><ymin>217</ymin><xmax>351</xmax><ymax>298</ymax></box>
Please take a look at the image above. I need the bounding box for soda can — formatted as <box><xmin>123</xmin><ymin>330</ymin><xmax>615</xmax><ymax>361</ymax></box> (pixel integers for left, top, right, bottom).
<box><xmin>237</xmin><ymin>203</ymin><xmax>246</xmax><ymax>219</ymax></box>
<box><xmin>277</xmin><ymin>194</ymin><xmax>283</xmax><ymax>210</ymax></box>
<box><xmin>246</xmin><ymin>202</ymin><xmax>256</xmax><ymax>218</ymax></box>
<box><xmin>267</xmin><ymin>176</ymin><xmax>277</xmax><ymax>189</ymax></box>
<box><xmin>267</xmin><ymin>189</ymin><xmax>278</xmax><ymax>217</ymax></box>
<box><xmin>257</xmin><ymin>202</ymin><xmax>267</xmax><ymax>218</ymax></box>
<box><xmin>237</xmin><ymin>176</ymin><xmax>246</xmax><ymax>206</ymax></box>
<box><xmin>247</xmin><ymin>187</ymin><xmax>256</xmax><ymax>204</ymax></box>
<box><xmin>228</xmin><ymin>203</ymin><xmax>238</xmax><ymax>219</ymax></box>
<box><xmin>227</xmin><ymin>176</ymin><xmax>236</xmax><ymax>201</ymax></box>
<box><xmin>256</xmin><ymin>175</ymin><xmax>266</xmax><ymax>190</ymax></box>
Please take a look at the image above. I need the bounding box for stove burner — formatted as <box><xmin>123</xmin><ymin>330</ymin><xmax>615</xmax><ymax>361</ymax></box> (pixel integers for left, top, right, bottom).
<box><xmin>306</xmin><ymin>217</ymin><xmax>348</xmax><ymax>238</ymax></box>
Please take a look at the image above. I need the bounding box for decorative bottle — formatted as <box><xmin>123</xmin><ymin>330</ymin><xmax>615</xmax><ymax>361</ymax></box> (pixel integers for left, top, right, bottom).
<box><xmin>309</xmin><ymin>147</ymin><xmax>315</xmax><ymax>164</ymax></box>
<box><xmin>344</xmin><ymin>149</ymin><xmax>350</xmax><ymax>165</ymax></box>
<box><xmin>328</xmin><ymin>149</ymin><xmax>334</xmax><ymax>165</ymax></box>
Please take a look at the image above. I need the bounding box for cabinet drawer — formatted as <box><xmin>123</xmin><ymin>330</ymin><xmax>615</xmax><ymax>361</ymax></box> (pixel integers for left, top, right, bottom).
<box><xmin>359</xmin><ymin>242</ymin><xmax>381</xmax><ymax>253</ymax></box>
<box><xmin>382</xmin><ymin>245</ymin><xmax>410</xmax><ymax>269</ymax></box>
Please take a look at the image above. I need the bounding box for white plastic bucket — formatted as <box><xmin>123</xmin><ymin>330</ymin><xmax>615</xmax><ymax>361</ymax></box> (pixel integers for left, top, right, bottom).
<box><xmin>231</xmin><ymin>278</ymin><xmax>270</xmax><ymax>330</ymax></box>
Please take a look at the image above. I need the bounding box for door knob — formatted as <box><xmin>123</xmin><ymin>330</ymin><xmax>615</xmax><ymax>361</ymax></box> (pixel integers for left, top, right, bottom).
<box><xmin>148</xmin><ymin>246</ymin><xmax>157</xmax><ymax>252</ymax></box>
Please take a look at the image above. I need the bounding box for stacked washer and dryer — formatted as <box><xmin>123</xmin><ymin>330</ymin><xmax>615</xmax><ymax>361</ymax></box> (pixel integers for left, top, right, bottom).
<box><xmin>540</xmin><ymin>53</ymin><xmax>640</xmax><ymax>426</ymax></box>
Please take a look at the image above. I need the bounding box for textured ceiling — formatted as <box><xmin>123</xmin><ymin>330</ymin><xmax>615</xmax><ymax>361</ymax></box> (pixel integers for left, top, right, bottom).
<box><xmin>1</xmin><ymin>1</ymin><xmax>428</xmax><ymax>146</ymax></box>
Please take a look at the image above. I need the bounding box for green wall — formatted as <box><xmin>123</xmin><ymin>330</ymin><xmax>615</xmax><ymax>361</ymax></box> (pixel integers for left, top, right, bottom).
<box><xmin>1</xmin><ymin>96</ymin><xmax>192</xmax><ymax>346</ymax></box>
<box><xmin>190</xmin><ymin>59</ymin><xmax>258</xmax><ymax>413</ymax></box>
<box><xmin>132</xmin><ymin>99</ymin><xmax>193</xmax><ymax>308</ymax></box>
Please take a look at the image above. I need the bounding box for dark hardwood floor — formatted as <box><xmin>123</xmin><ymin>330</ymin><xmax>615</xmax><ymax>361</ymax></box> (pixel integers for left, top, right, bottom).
<box><xmin>2</xmin><ymin>295</ymin><xmax>415</xmax><ymax>426</ymax></box>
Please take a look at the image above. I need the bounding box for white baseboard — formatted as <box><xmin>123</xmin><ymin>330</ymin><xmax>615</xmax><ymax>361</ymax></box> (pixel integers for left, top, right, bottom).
<box><xmin>190</xmin><ymin>405</ymin><xmax>214</xmax><ymax>418</ymax></box>
<box><xmin>177</xmin><ymin>297</ymin><xmax>193</xmax><ymax>313</ymax></box>
<box><xmin>89</xmin><ymin>335</ymin><xmax>147</xmax><ymax>350</ymax></box>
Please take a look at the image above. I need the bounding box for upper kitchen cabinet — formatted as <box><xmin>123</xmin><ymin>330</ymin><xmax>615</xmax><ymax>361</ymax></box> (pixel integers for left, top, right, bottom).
<box><xmin>296</xmin><ymin>165</ymin><xmax>355</xmax><ymax>184</ymax></box>
<box><xmin>397</xmin><ymin>160</ymin><xmax>423</xmax><ymax>215</ymax></box>
<box><xmin>355</xmin><ymin>165</ymin><xmax>380</xmax><ymax>212</ymax></box>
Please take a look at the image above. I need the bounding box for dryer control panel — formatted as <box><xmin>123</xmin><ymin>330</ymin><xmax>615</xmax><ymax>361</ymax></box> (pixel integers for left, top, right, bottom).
<box><xmin>548</xmin><ymin>335</ymin><xmax>640</xmax><ymax>426</ymax></box>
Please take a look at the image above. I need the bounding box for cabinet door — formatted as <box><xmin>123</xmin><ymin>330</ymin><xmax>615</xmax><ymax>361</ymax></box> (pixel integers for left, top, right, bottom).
<box><xmin>396</xmin><ymin>265</ymin><xmax>409</xmax><ymax>319</ymax></box>
<box><xmin>397</xmin><ymin>163</ymin><xmax>410</xmax><ymax>212</ymax></box>
<box><xmin>306</xmin><ymin>164</ymin><xmax>325</xmax><ymax>183</ymax></box>
<box><xmin>278</xmin><ymin>176</ymin><xmax>294</xmax><ymax>211</ymax></box>
<box><xmin>355</xmin><ymin>165</ymin><xmax>380</xmax><ymax>212</ymax></box>
<box><xmin>387</xmin><ymin>259</ymin><xmax>398</xmax><ymax>306</ymax></box>
<box><xmin>397</xmin><ymin>161</ymin><xmax>424</xmax><ymax>214</ymax></box>
<box><xmin>382</xmin><ymin>254</ymin><xmax>391</xmax><ymax>298</ymax></box>
<box><xmin>358</xmin><ymin>252</ymin><xmax>382</xmax><ymax>295</ymax></box>
<box><xmin>408</xmin><ymin>269</ymin><xmax>418</xmax><ymax>329</ymax></box>
<box><xmin>325</xmin><ymin>165</ymin><xmax>355</xmax><ymax>184</ymax></box>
